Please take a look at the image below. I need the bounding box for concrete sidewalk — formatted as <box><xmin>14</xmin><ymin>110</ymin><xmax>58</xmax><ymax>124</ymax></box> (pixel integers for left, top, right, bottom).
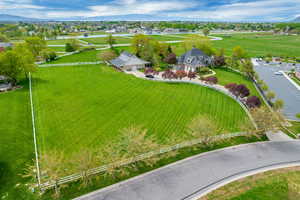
<box><xmin>75</xmin><ymin>141</ymin><xmax>300</xmax><ymax>200</ymax></box>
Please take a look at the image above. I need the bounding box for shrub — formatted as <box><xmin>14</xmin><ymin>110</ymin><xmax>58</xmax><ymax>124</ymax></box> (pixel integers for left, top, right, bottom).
<box><xmin>198</xmin><ymin>67</ymin><xmax>211</xmax><ymax>75</ymax></box>
<box><xmin>235</xmin><ymin>84</ymin><xmax>250</xmax><ymax>98</ymax></box>
<box><xmin>162</xmin><ymin>69</ymin><xmax>177</xmax><ymax>80</ymax></box>
<box><xmin>246</xmin><ymin>96</ymin><xmax>261</xmax><ymax>108</ymax></box>
<box><xmin>144</xmin><ymin>68</ymin><xmax>159</xmax><ymax>76</ymax></box>
<box><xmin>65</xmin><ymin>43</ymin><xmax>75</xmax><ymax>52</ymax></box>
<box><xmin>175</xmin><ymin>70</ymin><xmax>187</xmax><ymax>80</ymax></box>
<box><xmin>187</xmin><ymin>71</ymin><xmax>197</xmax><ymax>80</ymax></box>
<box><xmin>203</xmin><ymin>76</ymin><xmax>218</xmax><ymax>84</ymax></box>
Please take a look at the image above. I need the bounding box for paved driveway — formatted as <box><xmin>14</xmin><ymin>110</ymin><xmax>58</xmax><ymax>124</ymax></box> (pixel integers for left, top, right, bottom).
<box><xmin>75</xmin><ymin>141</ymin><xmax>300</xmax><ymax>200</ymax></box>
<box><xmin>254</xmin><ymin>61</ymin><xmax>300</xmax><ymax>121</ymax></box>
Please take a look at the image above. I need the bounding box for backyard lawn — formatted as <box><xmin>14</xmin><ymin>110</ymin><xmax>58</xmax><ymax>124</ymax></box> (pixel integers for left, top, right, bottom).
<box><xmin>32</xmin><ymin>65</ymin><xmax>250</xmax><ymax>175</ymax></box>
<box><xmin>0</xmin><ymin>80</ymin><xmax>35</xmax><ymax>200</ymax></box>
<box><xmin>202</xmin><ymin>167</ymin><xmax>300</xmax><ymax>200</ymax></box>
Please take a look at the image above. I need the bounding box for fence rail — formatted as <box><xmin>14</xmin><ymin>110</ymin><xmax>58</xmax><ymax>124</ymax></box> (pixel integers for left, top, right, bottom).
<box><xmin>39</xmin><ymin>131</ymin><xmax>250</xmax><ymax>190</ymax></box>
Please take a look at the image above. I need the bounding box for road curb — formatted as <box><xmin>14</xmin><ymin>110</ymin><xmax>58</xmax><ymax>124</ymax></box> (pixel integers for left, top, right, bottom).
<box><xmin>186</xmin><ymin>161</ymin><xmax>300</xmax><ymax>200</ymax></box>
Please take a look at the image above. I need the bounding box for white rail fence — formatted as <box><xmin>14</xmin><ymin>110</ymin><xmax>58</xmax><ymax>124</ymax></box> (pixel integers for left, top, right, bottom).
<box><xmin>39</xmin><ymin>131</ymin><xmax>251</xmax><ymax>190</ymax></box>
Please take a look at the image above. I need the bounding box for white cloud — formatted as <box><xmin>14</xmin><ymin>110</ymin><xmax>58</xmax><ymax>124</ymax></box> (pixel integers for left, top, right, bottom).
<box><xmin>167</xmin><ymin>0</ymin><xmax>300</xmax><ymax>21</ymax></box>
<box><xmin>45</xmin><ymin>0</ymin><xmax>197</xmax><ymax>18</ymax></box>
<box><xmin>0</xmin><ymin>0</ymin><xmax>44</xmax><ymax>10</ymax></box>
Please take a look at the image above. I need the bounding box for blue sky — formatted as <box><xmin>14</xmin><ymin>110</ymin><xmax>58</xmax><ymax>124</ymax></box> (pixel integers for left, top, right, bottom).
<box><xmin>0</xmin><ymin>0</ymin><xmax>299</xmax><ymax>21</ymax></box>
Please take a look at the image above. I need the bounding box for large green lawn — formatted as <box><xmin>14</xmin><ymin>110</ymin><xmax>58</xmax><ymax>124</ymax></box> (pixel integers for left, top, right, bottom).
<box><xmin>148</xmin><ymin>35</ymin><xmax>184</xmax><ymax>41</ymax></box>
<box><xmin>32</xmin><ymin>65</ymin><xmax>249</xmax><ymax>174</ymax></box>
<box><xmin>203</xmin><ymin>167</ymin><xmax>300</xmax><ymax>200</ymax></box>
<box><xmin>47</xmin><ymin>50</ymin><xmax>101</xmax><ymax>64</ymax></box>
<box><xmin>0</xmin><ymin>80</ymin><xmax>36</xmax><ymax>200</ymax></box>
<box><xmin>169</xmin><ymin>33</ymin><xmax>300</xmax><ymax>57</ymax></box>
<box><xmin>212</xmin><ymin>33</ymin><xmax>300</xmax><ymax>57</ymax></box>
<box><xmin>81</xmin><ymin>36</ymin><xmax>132</xmax><ymax>45</ymax></box>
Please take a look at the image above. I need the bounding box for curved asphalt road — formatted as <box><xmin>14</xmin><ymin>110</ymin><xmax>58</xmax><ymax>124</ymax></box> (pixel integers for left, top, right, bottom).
<box><xmin>75</xmin><ymin>141</ymin><xmax>300</xmax><ymax>200</ymax></box>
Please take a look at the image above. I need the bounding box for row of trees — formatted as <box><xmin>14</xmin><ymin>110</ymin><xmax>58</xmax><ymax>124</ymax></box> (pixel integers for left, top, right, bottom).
<box><xmin>30</xmin><ymin>126</ymin><xmax>182</xmax><ymax>198</ymax></box>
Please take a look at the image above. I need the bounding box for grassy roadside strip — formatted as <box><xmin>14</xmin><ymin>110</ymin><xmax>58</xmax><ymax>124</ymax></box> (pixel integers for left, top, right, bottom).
<box><xmin>201</xmin><ymin>166</ymin><xmax>300</xmax><ymax>200</ymax></box>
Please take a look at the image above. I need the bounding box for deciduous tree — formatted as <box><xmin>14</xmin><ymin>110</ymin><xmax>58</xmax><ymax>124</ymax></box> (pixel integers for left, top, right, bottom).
<box><xmin>98</xmin><ymin>50</ymin><xmax>117</xmax><ymax>62</ymax></box>
<box><xmin>188</xmin><ymin>115</ymin><xmax>218</xmax><ymax>147</ymax></box>
<box><xmin>163</xmin><ymin>53</ymin><xmax>177</xmax><ymax>65</ymax></box>
<box><xmin>25</xmin><ymin>36</ymin><xmax>47</xmax><ymax>58</ymax></box>
<box><xmin>106</xmin><ymin>34</ymin><xmax>116</xmax><ymax>49</ymax></box>
<box><xmin>0</xmin><ymin>44</ymin><xmax>36</xmax><ymax>84</ymax></box>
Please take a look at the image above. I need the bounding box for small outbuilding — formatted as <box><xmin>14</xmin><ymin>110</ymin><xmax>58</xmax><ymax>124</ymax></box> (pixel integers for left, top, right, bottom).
<box><xmin>110</xmin><ymin>51</ymin><xmax>150</xmax><ymax>71</ymax></box>
<box><xmin>177</xmin><ymin>48</ymin><xmax>213</xmax><ymax>72</ymax></box>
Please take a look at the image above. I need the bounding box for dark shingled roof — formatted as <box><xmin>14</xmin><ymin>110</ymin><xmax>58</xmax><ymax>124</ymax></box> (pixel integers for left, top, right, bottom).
<box><xmin>178</xmin><ymin>48</ymin><xmax>212</xmax><ymax>67</ymax></box>
<box><xmin>110</xmin><ymin>51</ymin><xmax>149</xmax><ymax>68</ymax></box>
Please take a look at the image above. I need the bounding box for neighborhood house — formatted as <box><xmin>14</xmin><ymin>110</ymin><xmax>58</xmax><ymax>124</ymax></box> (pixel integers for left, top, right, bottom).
<box><xmin>0</xmin><ymin>42</ymin><xmax>12</xmax><ymax>52</ymax></box>
<box><xmin>110</xmin><ymin>51</ymin><xmax>150</xmax><ymax>71</ymax></box>
<box><xmin>177</xmin><ymin>48</ymin><xmax>213</xmax><ymax>72</ymax></box>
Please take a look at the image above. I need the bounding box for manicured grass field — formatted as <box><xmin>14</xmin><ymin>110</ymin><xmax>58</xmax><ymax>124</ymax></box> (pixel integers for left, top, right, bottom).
<box><xmin>46</xmin><ymin>39</ymin><xmax>73</xmax><ymax>45</ymax></box>
<box><xmin>48</xmin><ymin>46</ymin><xmax>66</xmax><ymax>52</ymax></box>
<box><xmin>169</xmin><ymin>33</ymin><xmax>300</xmax><ymax>57</ymax></box>
<box><xmin>81</xmin><ymin>36</ymin><xmax>132</xmax><ymax>45</ymax></box>
<box><xmin>211</xmin><ymin>33</ymin><xmax>300</xmax><ymax>57</ymax></box>
<box><xmin>148</xmin><ymin>35</ymin><xmax>184</xmax><ymax>41</ymax></box>
<box><xmin>47</xmin><ymin>39</ymin><xmax>87</xmax><ymax>46</ymax></box>
<box><xmin>47</xmin><ymin>50</ymin><xmax>101</xmax><ymax>64</ymax></box>
<box><xmin>32</xmin><ymin>65</ymin><xmax>249</xmax><ymax>173</ymax></box>
<box><xmin>0</xmin><ymin>80</ymin><xmax>35</xmax><ymax>200</ymax></box>
<box><xmin>203</xmin><ymin>167</ymin><xmax>300</xmax><ymax>200</ymax></box>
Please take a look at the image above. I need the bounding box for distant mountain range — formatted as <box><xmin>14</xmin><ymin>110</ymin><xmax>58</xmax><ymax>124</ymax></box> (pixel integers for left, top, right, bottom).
<box><xmin>0</xmin><ymin>14</ymin><xmax>184</xmax><ymax>22</ymax></box>
<box><xmin>1</xmin><ymin>13</ymin><xmax>300</xmax><ymax>22</ymax></box>
<box><xmin>0</xmin><ymin>14</ymin><xmax>43</xmax><ymax>22</ymax></box>
<box><xmin>293</xmin><ymin>16</ymin><xmax>300</xmax><ymax>22</ymax></box>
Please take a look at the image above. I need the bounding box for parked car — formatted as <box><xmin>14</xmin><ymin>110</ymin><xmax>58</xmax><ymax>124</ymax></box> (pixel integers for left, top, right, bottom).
<box><xmin>145</xmin><ymin>74</ymin><xmax>154</xmax><ymax>79</ymax></box>
<box><xmin>274</xmin><ymin>71</ymin><xmax>283</xmax><ymax>75</ymax></box>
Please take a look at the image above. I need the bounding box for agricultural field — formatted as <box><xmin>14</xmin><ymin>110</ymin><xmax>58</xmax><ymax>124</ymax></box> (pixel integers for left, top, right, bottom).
<box><xmin>202</xmin><ymin>167</ymin><xmax>300</xmax><ymax>200</ymax></box>
<box><xmin>0</xmin><ymin>79</ymin><xmax>35</xmax><ymax>200</ymax></box>
<box><xmin>81</xmin><ymin>36</ymin><xmax>132</xmax><ymax>45</ymax></box>
<box><xmin>47</xmin><ymin>50</ymin><xmax>101</xmax><ymax>64</ymax></box>
<box><xmin>32</xmin><ymin>65</ymin><xmax>250</xmax><ymax>174</ymax></box>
